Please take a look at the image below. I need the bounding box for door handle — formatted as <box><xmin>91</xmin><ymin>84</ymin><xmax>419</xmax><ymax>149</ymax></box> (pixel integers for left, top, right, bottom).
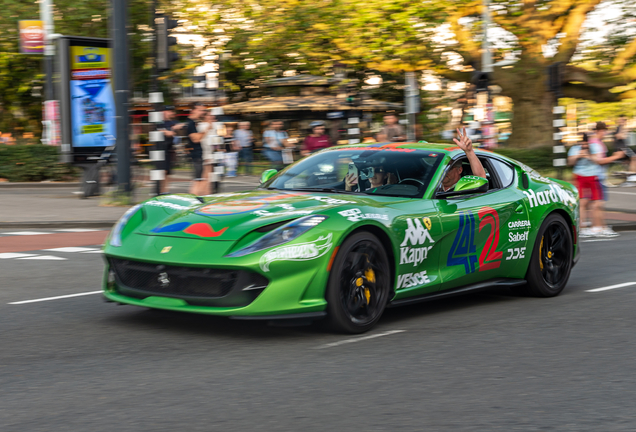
<box><xmin>515</xmin><ymin>204</ymin><xmax>524</xmax><ymax>214</ymax></box>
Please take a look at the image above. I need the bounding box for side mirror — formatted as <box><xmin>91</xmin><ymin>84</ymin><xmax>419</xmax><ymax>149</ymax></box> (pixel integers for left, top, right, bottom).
<box><xmin>437</xmin><ymin>175</ymin><xmax>488</xmax><ymax>198</ymax></box>
<box><xmin>260</xmin><ymin>169</ymin><xmax>278</xmax><ymax>185</ymax></box>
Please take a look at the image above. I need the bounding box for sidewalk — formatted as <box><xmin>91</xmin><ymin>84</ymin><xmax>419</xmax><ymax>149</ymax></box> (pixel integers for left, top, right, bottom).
<box><xmin>1</xmin><ymin>179</ymin><xmax>636</xmax><ymax>230</ymax></box>
<box><xmin>0</xmin><ymin>175</ymin><xmax>262</xmax><ymax>228</ymax></box>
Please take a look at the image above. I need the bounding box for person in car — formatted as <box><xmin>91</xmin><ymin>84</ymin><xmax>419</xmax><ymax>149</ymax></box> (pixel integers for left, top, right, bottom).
<box><xmin>440</xmin><ymin>127</ymin><xmax>487</xmax><ymax>192</ymax></box>
<box><xmin>345</xmin><ymin>164</ymin><xmax>396</xmax><ymax>192</ymax></box>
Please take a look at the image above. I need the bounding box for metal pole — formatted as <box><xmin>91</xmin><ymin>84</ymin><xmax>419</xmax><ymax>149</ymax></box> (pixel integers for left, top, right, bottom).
<box><xmin>481</xmin><ymin>0</ymin><xmax>495</xmax><ymax>147</ymax></box>
<box><xmin>482</xmin><ymin>0</ymin><xmax>492</xmax><ymax>73</ymax></box>
<box><xmin>112</xmin><ymin>0</ymin><xmax>131</xmax><ymax>193</ymax></box>
<box><xmin>151</xmin><ymin>0</ymin><xmax>162</xmax><ymax>196</ymax></box>
<box><xmin>40</xmin><ymin>0</ymin><xmax>55</xmax><ymax>101</ymax></box>
<box><xmin>405</xmin><ymin>72</ymin><xmax>419</xmax><ymax>141</ymax></box>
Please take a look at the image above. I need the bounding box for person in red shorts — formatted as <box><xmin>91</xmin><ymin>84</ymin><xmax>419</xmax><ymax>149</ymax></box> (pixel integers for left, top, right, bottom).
<box><xmin>568</xmin><ymin>132</ymin><xmax>624</xmax><ymax>237</ymax></box>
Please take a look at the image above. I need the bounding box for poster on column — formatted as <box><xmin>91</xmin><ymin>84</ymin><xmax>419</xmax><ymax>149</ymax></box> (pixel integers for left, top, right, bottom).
<box><xmin>69</xmin><ymin>46</ymin><xmax>116</xmax><ymax>147</ymax></box>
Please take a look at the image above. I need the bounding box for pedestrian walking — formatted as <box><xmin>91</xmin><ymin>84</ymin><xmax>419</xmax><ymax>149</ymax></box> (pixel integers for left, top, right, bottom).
<box><xmin>198</xmin><ymin>110</ymin><xmax>222</xmax><ymax>194</ymax></box>
<box><xmin>262</xmin><ymin>120</ymin><xmax>288</xmax><ymax>170</ymax></box>
<box><xmin>568</xmin><ymin>131</ymin><xmax>625</xmax><ymax>237</ymax></box>
<box><xmin>233</xmin><ymin>121</ymin><xmax>254</xmax><ymax>175</ymax></box>
<box><xmin>157</xmin><ymin>105</ymin><xmax>184</xmax><ymax>193</ymax></box>
<box><xmin>376</xmin><ymin>113</ymin><xmax>406</xmax><ymax>142</ymax></box>
<box><xmin>301</xmin><ymin>121</ymin><xmax>332</xmax><ymax>157</ymax></box>
<box><xmin>614</xmin><ymin>114</ymin><xmax>628</xmax><ymax>148</ymax></box>
<box><xmin>223</xmin><ymin>124</ymin><xmax>238</xmax><ymax>177</ymax></box>
<box><xmin>184</xmin><ymin>102</ymin><xmax>206</xmax><ymax>196</ymax></box>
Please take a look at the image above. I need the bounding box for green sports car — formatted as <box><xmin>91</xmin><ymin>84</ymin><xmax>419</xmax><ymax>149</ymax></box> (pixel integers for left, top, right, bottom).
<box><xmin>103</xmin><ymin>142</ymin><xmax>580</xmax><ymax>333</ymax></box>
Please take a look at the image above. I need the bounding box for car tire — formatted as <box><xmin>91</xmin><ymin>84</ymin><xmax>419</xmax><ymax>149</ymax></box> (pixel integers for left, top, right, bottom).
<box><xmin>324</xmin><ymin>231</ymin><xmax>391</xmax><ymax>334</ymax></box>
<box><xmin>523</xmin><ymin>213</ymin><xmax>573</xmax><ymax>297</ymax></box>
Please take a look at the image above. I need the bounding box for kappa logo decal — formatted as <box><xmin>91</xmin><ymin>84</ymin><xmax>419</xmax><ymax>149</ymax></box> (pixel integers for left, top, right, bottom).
<box><xmin>399</xmin><ymin>218</ymin><xmax>435</xmax><ymax>267</ymax></box>
<box><xmin>259</xmin><ymin>233</ymin><xmax>333</xmax><ymax>272</ymax></box>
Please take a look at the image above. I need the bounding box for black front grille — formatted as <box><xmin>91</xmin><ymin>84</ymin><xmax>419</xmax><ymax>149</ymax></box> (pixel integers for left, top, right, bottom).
<box><xmin>109</xmin><ymin>258</ymin><xmax>268</xmax><ymax>306</ymax></box>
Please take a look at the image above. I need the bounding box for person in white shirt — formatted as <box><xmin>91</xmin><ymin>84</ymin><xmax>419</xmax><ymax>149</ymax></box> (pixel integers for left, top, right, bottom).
<box><xmin>197</xmin><ymin>111</ymin><xmax>222</xmax><ymax>194</ymax></box>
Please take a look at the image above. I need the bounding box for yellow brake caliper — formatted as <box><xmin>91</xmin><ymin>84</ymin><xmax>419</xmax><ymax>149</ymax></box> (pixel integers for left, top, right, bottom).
<box><xmin>364</xmin><ymin>268</ymin><xmax>375</xmax><ymax>305</ymax></box>
<box><xmin>539</xmin><ymin>236</ymin><xmax>544</xmax><ymax>271</ymax></box>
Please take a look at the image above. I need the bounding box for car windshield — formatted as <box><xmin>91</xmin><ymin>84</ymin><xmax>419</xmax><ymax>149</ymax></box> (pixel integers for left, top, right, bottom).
<box><xmin>263</xmin><ymin>147</ymin><xmax>444</xmax><ymax>198</ymax></box>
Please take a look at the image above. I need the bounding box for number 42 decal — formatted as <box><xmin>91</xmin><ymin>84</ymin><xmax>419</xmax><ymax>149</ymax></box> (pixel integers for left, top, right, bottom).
<box><xmin>447</xmin><ymin>206</ymin><xmax>505</xmax><ymax>274</ymax></box>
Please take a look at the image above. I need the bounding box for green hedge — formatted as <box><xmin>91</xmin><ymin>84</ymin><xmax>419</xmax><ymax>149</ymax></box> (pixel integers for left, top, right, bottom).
<box><xmin>0</xmin><ymin>145</ymin><xmax>79</xmax><ymax>182</ymax></box>
<box><xmin>492</xmin><ymin>146</ymin><xmax>555</xmax><ymax>172</ymax></box>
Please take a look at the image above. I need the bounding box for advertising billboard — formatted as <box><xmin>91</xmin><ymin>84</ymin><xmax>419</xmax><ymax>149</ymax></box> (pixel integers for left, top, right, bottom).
<box><xmin>69</xmin><ymin>45</ymin><xmax>116</xmax><ymax>148</ymax></box>
<box><xmin>19</xmin><ymin>20</ymin><xmax>44</xmax><ymax>54</ymax></box>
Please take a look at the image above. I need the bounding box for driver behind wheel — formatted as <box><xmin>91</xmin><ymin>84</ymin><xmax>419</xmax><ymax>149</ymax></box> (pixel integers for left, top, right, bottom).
<box><xmin>345</xmin><ymin>164</ymin><xmax>397</xmax><ymax>192</ymax></box>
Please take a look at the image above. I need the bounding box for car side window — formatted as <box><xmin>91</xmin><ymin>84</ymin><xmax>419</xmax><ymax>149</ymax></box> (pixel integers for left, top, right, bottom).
<box><xmin>436</xmin><ymin>156</ymin><xmax>492</xmax><ymax>194</ymax></box>
<box><xmin>488</xmin><ymin>158</ymin><xmax>515</xmax><ymax>188</ymax></box>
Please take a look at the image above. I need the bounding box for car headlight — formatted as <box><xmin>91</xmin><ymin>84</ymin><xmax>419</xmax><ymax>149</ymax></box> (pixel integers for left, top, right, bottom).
<box><xmin>227</xmin><ymin>215</ymin><xmax>328</xmax><ymax>257</ymax></box>
<box><xmin>110</xmin><ymin>203</ymin><xmax>143</xmax><ymax>247</ymax></box>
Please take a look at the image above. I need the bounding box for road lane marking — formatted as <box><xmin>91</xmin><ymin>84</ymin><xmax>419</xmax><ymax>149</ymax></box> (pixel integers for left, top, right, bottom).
<box><xmin>55</xmin><ymin>229</ymin><xmax>101</xmax><ymax>233</ymax></box>
<box><xmin>586</xmin><ymin>282</ymin><xmax>636</xmax><ymax>293</ymax></box>
<box><xmin>43</xmin><ymin>247</ymin><xmax>99</xmax><ymax>253</ymax></box>
<box><xmin>3</xmin><ymin>231</ymin><xmax>51</xmax><ymax>236</ymax></box>
<box><xmin>9</xmin><ymin>290</ymin><xmax>102</xmax><ymax>305</ymax></box>
<box><xmin>17</xmin><ymin>255</ymin><xmax>67</xmax><ymax>260</ymax></box>
<box><xmin>581</xmin><ymin>239</ymin><xmax>616</xmax><ymax>243</ymax></box>
<box><xmin>0</xmin><ymin>253</ymin><xmax>37</xmax><ymax>259</ymax></box>
<box><xmin>315</xmin><ymin>330</ymin><xmax>406</xmax><ymax>349</ymax></box>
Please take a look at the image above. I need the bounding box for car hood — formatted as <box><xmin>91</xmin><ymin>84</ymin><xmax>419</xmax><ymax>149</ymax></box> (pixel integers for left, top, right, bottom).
<box><xmin>138</xmin><ymin>190</ymin><xmax>396</xmax><ymax>241</ymax></box>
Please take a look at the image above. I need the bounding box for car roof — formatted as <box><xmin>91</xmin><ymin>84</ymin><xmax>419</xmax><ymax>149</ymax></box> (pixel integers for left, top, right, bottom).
<box><xmin>331</xmin><ymin>142</ymin><xmax>505</xmax><ymax>160</ymax></box>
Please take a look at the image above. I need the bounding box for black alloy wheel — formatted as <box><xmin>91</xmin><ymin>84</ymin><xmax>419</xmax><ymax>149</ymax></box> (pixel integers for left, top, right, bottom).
<box><xmin>523</xmin><ymin>213</ymin><xmax>573</xmax><ymax>297</ymax></box>
<box><xmin>325</xmin><ymin>232</ymin><xmax>391</xmax><ymax>334</ymax></box>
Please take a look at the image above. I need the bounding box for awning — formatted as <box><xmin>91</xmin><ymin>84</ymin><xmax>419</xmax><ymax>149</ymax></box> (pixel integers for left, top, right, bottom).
<box><xmin>221</xmin><ymin>96</ymin><xmax>403</xmax><ymax>114</ymax></box>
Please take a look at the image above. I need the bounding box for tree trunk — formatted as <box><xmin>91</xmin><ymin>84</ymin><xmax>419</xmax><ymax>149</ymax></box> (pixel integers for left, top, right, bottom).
<box><xmin>498</xmin><ymin>66</ymin><xmax>555</xmax><ymax>149</ymax></box>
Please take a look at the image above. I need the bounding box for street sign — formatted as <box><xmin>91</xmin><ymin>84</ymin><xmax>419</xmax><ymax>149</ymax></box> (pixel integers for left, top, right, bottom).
<box><xmin>18</xmin><ymin>21</ymin><xmax>44</xmax><ymax>54</ymax></box>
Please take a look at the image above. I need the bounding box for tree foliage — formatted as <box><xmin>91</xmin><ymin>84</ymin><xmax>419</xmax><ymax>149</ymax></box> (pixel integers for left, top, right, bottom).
<box><xmin>0</xmin><ymin>0</ymin><xmax>154</xmax><ymax>137</ymax></box>
<box><xmin>217</xmin><ymin>0</ymin><xmax>636</xmax><ymax>147</ymax></box>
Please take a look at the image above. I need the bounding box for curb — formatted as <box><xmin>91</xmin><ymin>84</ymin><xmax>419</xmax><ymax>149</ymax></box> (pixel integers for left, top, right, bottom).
<box><xmin>0</xmin><ymin>221</ymin><xmax>115</xmax><ymax>229</ymax></box>
<box><xmin>607</xmin><ymin>208</ymin><xmax>636</xmax><ymax>215</ymax></box>
<box><xmin>611</xmin><ymin>222</ymin><xmax>636</xmax><ymax>232</ymax></box>
<box><xmin>0</xmin><ymin>182</ymin><xmax>81</xmax><ymax>188</ymax></box>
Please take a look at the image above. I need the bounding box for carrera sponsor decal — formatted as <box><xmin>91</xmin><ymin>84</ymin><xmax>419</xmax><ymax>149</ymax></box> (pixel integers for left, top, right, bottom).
<box><xmin>509</xmin><ymin>231</ymin><xmax>529</xmax><ymax>242</ymax></box>
<box><xmin>259</xmin><ymin>233</ymin><xmax>333</xmax><ymax>272</ymax></box>
<box><xmin>399</xmin><ymin>217</ymin><xmax>435</xmax><ymax>267</ymax></box>
<box><xmin>523</xmin><ymin>184</ymin><xmax>575</xmax><ymax>209</ymax></box>
<box><xmin>396</xmin><ymin>270</ymin><xmax>431</xmax><ymax>289</ymax></box>
<box><xmin>151</xmin><ymin>222</ymin><xmax>228</xmax><ymax>238</ymax></box>
<box><xmin>506</xmin><ymin>247</ymin><xmax>526</xmax><ymax>260</ymax></box>
<box><xmin>338</xmin><ymin>208</ymin><xmax>389</xmax><ymax>222</ymax></box>
<box><xmin>447</xmin><ymin>206</ymin><xmax>503</xmax><ymax>274</ymax></box>
<box><xmin>508</xmin><ymin>220</ymin><xmax>531</xmax><ymax>230</ymax></box>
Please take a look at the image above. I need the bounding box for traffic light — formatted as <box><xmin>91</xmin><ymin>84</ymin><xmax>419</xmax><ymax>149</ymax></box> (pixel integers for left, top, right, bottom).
<box><xmin>156</xmin><ymin>14</ymin><xmax>179</xmax><ymax>71</ymax></box>
<box><xmin>472</xmin><ymin>71</ymin><xmax>490</xmax><ymax>92</ymax></box>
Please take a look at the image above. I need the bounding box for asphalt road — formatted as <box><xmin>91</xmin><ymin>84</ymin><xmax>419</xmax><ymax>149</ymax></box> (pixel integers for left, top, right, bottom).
<box><xmin>1</xmin><ymin>231</ymin><xmax>636</xmax><ymax>431</ymax></box>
